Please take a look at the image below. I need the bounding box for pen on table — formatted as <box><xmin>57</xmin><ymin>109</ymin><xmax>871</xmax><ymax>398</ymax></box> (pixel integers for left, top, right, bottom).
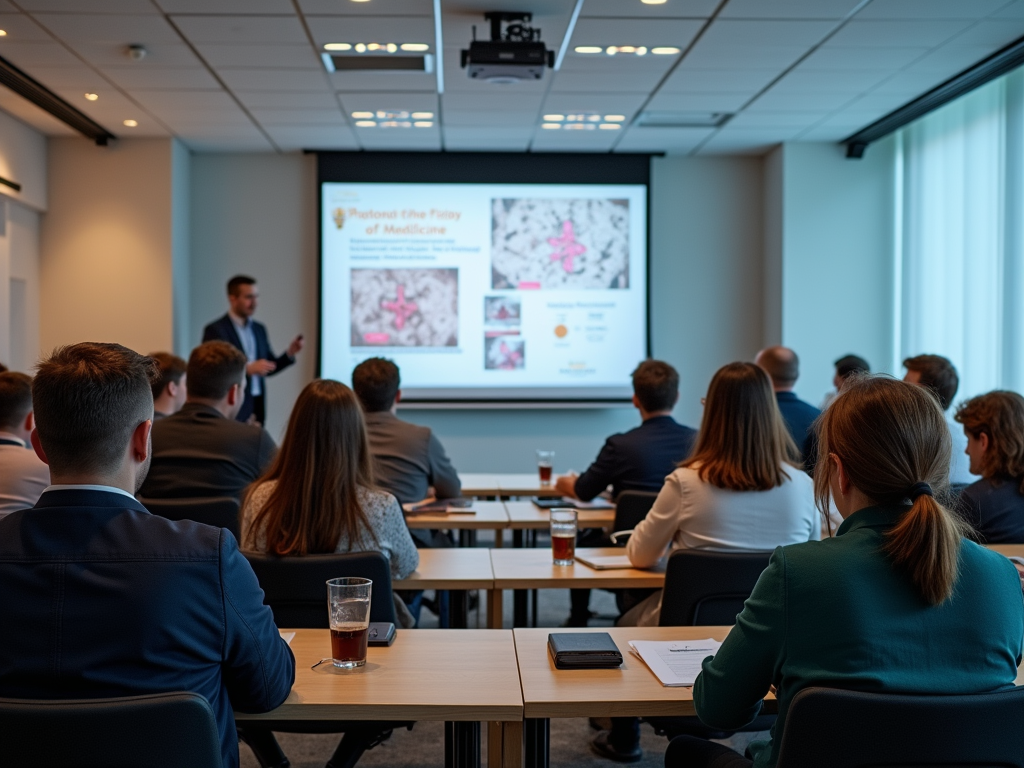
<box><xmin>670</xmin><ymin>648</ymin><xmax>715</xmax><ymax>652</ymax></box>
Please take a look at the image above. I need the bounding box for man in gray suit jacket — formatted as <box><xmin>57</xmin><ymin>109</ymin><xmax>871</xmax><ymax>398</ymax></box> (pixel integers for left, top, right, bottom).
<box><xmin>352</xmin><ymin>358</ymin><xmax>461</xmax><ymax>505</ymax></box>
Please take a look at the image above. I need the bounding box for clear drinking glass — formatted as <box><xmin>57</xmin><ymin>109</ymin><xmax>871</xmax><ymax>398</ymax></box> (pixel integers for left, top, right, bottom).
<box><xmin>537</xmin><ymin>450</ymin><xmax>555</xmax><ymax>487</ymax></box>
<box><xmin>550</xmin><ymin>508</ymin><xmax>577</xmax><ymax>566</ymax></box>
<box><xmin>326</xmin><ymin>577</ymin><xmax>372</xmax><ymax>668</ymax></box>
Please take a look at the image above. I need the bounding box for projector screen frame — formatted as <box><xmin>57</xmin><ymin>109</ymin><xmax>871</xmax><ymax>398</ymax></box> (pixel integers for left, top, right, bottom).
<box><xmin>316</xmin><ymin>151</ymin><xmax>653</xmax><ymax>406</ymax></box>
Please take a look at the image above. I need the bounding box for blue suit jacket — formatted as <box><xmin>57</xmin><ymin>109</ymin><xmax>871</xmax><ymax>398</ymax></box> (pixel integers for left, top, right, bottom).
<box><xmin>0</xmin><ymin>489</ymin><xmax>295</xmax><ymax>768</ymax></box>
<box><xmin>202</xmin><ymin>314</ymin><xmax>294</xmax><ymax>422</ymax></box>
<box><xmin>775</xmin><ymin>391</ymin><xmax>821</xmax><ymax>470</ymax></box>
<box><xmin>574</xmin><ymin>415</ymin><xmax>697</xmax><ymax>501</ymax></box>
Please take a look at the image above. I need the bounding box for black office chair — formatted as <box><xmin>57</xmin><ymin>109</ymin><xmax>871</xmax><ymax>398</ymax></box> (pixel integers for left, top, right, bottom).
<box><xmin>608</xmin><ymin>490</ymin><xmax>660</xmax><ymax>545</ymax></box>
<box><xmin>774</xmin><ymin>685</ymin><xmax>1024</xmax><ymax>767</ymax></box>
<box><xmin>647</xmin><ymin>550</ymin><xmax>775</xmax><ymax>742</ymax></box>
<box><xmin>138</xmin><ymin>496</ymin><xmax>240</xmax><ymax>539</ymax></box>
<box><xmin>0</xmin><ymin>691</ymin><xmax>222</xmax><ymax>768</ymax></box>
<box><xmin>240</xmin><ymin>552</ymin><xmax>407</xmax><ymax>768</ymax></box>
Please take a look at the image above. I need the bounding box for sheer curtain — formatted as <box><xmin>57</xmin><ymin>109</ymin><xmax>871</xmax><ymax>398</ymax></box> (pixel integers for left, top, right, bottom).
<box><xmin>896</xmin><ymin>67</ymin><xmax>1024</xmax><ymax>402</ymax></box>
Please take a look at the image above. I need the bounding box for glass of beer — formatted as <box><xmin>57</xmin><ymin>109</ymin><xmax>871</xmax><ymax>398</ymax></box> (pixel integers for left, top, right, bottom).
<box><xmin>326</xmin><ymin>577</ymin><xmax>372</xmax><ymax>668</ymax></box>
<box><xmin>537</xmin><ymin>450</ymin><xmax>555</xmax><ymax>486</ymax></box>
<box><xmin>550</xmin><ymin>508</ymin><xmax>577</xmax><ymax>566</ymax></box>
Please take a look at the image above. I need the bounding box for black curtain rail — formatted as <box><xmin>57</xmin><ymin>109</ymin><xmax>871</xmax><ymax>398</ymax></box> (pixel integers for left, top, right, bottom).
<box><xmin>0</xmin><ymin>54</ymin><xmax>116</xmax><ymax>146</ymax></box>
<box><xmin>844</xmin><ymin>34</ymin><xmax>1024</xmax><ymax>159</ymax></box>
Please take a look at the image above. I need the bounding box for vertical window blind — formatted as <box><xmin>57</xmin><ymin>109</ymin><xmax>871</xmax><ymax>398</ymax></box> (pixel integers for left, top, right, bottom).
<box><xmin>896</xmin><ymin>66</ymin><xmax>1024</xmax><ymax>403</ymax></box>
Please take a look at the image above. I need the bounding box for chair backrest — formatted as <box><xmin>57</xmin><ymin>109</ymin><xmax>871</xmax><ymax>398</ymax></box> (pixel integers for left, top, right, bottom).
<box><xmin>245</xmin><ymin>551</ymin><xmax>397</xmax><ymax>627</ymax></box>
<box><xmin>0</xmin><ymin>691</ymin><xmax>222</xmax><ymax>768</ymax></box>
<box><xmin>613</xmin><ymin>491</ymin><xmax>660</xmax><ymax>534</ymax></box>
<box><xmin>658</xmin><ymin>549</ymin><xmax>772</xmax><ymax>626</ymax></box>
<box><xmin>776</xmin><ymin>686</ymin><xmax>1024</xmax><ymax>767</ymax></box>
<box><xmin>138</xmin><ymin>496</ymin><xmax>240</xmax><ymax>539</ymax></box>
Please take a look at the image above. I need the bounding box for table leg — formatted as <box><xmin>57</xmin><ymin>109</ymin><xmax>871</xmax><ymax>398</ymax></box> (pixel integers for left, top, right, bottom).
<box><xmin>446</xmin><ymin>721</ymin><xmax>481</xmax><ymax>768</ymax></box>
<box><xmin>513</xmin><ymin>590</ymin><xmax>528</xmax><ymax>627</ymax></box>
<box><xmin>451</xmin><ymin>590</ymin><xmax>469</xmax><ymax>628</ymax></box>
<box><xmin>513</xmin><ymin>530</ymin><xmax>524</xmax><ymax>548</ymax></box>
<box><xmin>494</xmin><ymin>528</ymin><xmax>504</xmax><ymax>548</ymax></box>
<box><xmin>488</xmin><ymin>723</ymin><xmax>502</xmax><ymax>768</ymax></box>
<box><xmin>523</xmin><ymin>718</ymin><xmax>549</xmax><ymax>768</ymax></box>
<box><xmin>487</xmin><ymin>588</ymin><xmax>504</xmax><ymax>629</ymax></box>
<box><xmin>530</xmin><ymin>589</ymin><xmax>538</xmax><ymax>628</ymax></box>
<box><xmin>502</xmin><ymin>720</ymin><xmax>523</xmax><ymax>768</ymax></box>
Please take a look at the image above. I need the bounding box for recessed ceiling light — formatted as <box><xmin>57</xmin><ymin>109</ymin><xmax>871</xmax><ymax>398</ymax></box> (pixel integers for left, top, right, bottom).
<box><xmin>651</xmin><ymin>46</ymin><xmax>681</xmax><ymax>55</ymax></box>
<box><xmin>355</xmin><ymin>120</ymin><xmax>377</xmax><ymax>127</ymax></box>
<box><xmin>599</xmin><ymin>123</ymin><xmax>621</xmax><ymax>130</ymax></box>
<box><xmin>84</xmin><ymin>93</ymin><xmax>99</xmax><ymax>101</ymax></box>
<box><xmin>541</xmin><ymin>123</ymin><xmax>561</xmax><ymax>129</ymax></box>
<box><xmin>123</xmin><ymin>119</ymin><xmax>138</xmax><ymax>127</ymax></box>
<box><xmin>355</xmin><ymin>43</ymin><xmax>367</xmax><ymax>52</ymax></box>
<box><xmin>543</xmin><ymin>114</ymin><xmax>565</xmax><ymax>121</ymax></box>
<box><xmin>401</xmin><ymin>43</ymin><xmax>430</xmax><ymax>52</ymax></box>
<box><xmin>324</xmin><ymin>43</ymin><xmax>352</xmax><ymax>51</ymax></box>
<box><xmin>413</xmin><ymin>121</ymin><xmax>433</xmax><ymax>128</ymax></box>
<box><xmin>411</xmin><ymin>111</ymin><xmax>434</xmax><ymax>119</ymax></box>
<box><xmin>574</xmin><ymin>46</ymin><xmax>602</xmax><ymax>54</ymax></box>
<box><xmin>351</xmin><ymin>111</ymin><xmax>374</xmax><ymax>119</ymax></box>
<box><xmin>605</xmin><ymin>46</ymin><xmax>647</xmax><ymax>56</ymax></box>
<box><xmin>642</xmin><ymin>0</ymin><xmax>667</xmax><ymax>4</ymax></box>
<box><xmin>0</xmin><ymin>30</ymin><xmax>7</xmax><ymax>37</ymax></box>
<box><xmin>351</xmin><ymin>0</ymin><xmax>371</xmax><ymax>3</ymax></box>
<box><xmin>603</xmin><ymin>114</ymin><xmax>625</xmax><ymax>122</ymax></box>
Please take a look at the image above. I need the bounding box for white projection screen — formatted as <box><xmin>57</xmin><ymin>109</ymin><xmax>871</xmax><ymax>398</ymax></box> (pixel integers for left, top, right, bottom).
<box><xmin>318</xmin><ymin>153</ymin><xmax>650</xmax><ymax>405</ymax></box>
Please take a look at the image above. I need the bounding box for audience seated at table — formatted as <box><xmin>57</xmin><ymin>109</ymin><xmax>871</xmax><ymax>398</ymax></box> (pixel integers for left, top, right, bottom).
<box><xmin>241</xmin><ymin>378</ymin><xmax>419</xmax><ymax>626</ymax></box>
<box><xmin>148</xmin><ymin>351</ymin><xmax>187</xmax><ymax>419</ymax></box>
<box><xmin>138</xmin><ymin>341</ymin><xmax>276</xmax><ymax>501</ymax></box>
<box><xmin>903</xmin><ymin>353</ymin><xmax>977</xmax><ymax>486</ymax></box>
<box><xmin>954</xmin><ymin>390</ymin><xmax>1024</xmax><ymax>543</ymax></box>
<box><xmin>754</xmin><ymin>346</ymin><xmax>820</xmax><ymax>470</ymax></box>
<box><xmin>667</xmin><ymin>375</ymin><xmax>1024</xmax><ymax>768</ymax></box>
<box><xmin>0</xmin><ymin>342</ymin><xmax>294</xmax><ymax>768</ymax></box>
<box><xmin>820</xmin><ymin>353</ymin><xmax>870</xmax><ymax>409</ymax></box>
<box><xmin>593</xmin><ymin>362</ymin><xmax>818</xmax><ymax>763</ymax></box>
<box><xmin>0</xmin><ymin>371</ymin><xmax>49</xmax><ymax>518</ymax></box>
<box><xmin>554</xmin><ymin>359</ymin><xmax>697</xmax><ymax>628</ymax></box>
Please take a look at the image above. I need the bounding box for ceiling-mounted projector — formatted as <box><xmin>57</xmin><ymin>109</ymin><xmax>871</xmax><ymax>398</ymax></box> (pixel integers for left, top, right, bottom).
<box><xmin>460</xmin><ymin>11</ymin><xmax>554</xmax><ymax>84</ymax></box>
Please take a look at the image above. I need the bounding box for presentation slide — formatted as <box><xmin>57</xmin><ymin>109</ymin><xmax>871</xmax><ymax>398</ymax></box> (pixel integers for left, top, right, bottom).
<box><xmin>320</xmin><ymin>182</ymin><xmax>648</xmax><ymax>402</ymax></box>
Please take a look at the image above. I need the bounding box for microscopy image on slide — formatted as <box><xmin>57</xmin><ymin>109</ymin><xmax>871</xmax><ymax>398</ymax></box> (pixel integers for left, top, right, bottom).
<box><xmin>485</xmin><ymin>336</ymin><xmax>525</xmax><ymax>371</ymax></box>
<box><xmin>351</xmin><ymin>268</ymin><xmax>458</xmax><ymax>347</ymax></box>
<box><xmin>484</xmin><ymin>296</ymin><xmax>521</xmax><ymax>327</ymax></box>
<box><xmin>491</xmin><ymin>198</ymin><xmax>630</xmax><ymax>290</ymax></box>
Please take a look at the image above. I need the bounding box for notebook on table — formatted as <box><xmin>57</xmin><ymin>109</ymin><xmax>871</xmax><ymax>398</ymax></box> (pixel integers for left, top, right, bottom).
<box><xmin>403</xmin><ymin>498</ymin><xmax>476</xmax><ymax>515</ymax></box>
<box><xmin>548</xmin><ymin>632</ymin><xmax>624</xmax><ymax>669</ymax></box>
<box><xmin>574</xmin><ymin>553</ymin><xmax>634</xmax><ymax>570</ymax></box>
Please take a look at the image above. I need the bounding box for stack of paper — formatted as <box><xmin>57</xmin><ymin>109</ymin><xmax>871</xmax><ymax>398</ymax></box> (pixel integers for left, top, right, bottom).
<box><xmin>628</xmin><ymin>639</ymin><xmax>723</xmax><ymax>687</ymax></box>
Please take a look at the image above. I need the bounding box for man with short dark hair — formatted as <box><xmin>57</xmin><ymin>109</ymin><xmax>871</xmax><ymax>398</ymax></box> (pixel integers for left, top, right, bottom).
<box><xmin>0</xmin><ymin>371</ymin><xmax>49</xmax><ymax>517</ymax></box>
<box><xmin>755</xmin><ymin>345</ymin><xmax>820</xmax><ymax>466</ymax></box>
<box><xmin>203</xmin><ymin>275</ymin><xmax>304</xmax><ymax>425</ymax></box>
<box><xmin>0</xmin><ymin>342</ymin><xmax>294</xmax><ymax>768</ymax></box>
<box><xmin>904</xmin><ymin>353</ymin><xmax>975</xmax><ymax>484</ymax></box>
<box><xmin>555</xmin><ymin>359</ymin><xmax>697</xmax><ymax>627</ymax></box>
<box><xmin>821</xmin><ymin>354</ymin><xmax>871</xmax><ymax>409</ymax></box>
<box><xmin>352</xmin><ymin>357</ymin><xmax>461</xmax><ymax>506</ymax></box>
<box><xmin>138</xmin><ymin>341</ymin><xmax>276</xmax><ymax>500</ymax></box>
<box><xmin>149</xmin><ymin>351</ymin><xmax>188</xmax><ymax>419</ymax></box>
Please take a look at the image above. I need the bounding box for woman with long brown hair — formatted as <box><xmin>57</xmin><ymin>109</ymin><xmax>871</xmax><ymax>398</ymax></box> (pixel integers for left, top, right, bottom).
<box><xmin>596</xmin><ymin>364</ymin><xmax>818</xmax><ymax>763</ymax></box>
<box><xmin>240</xmin><ymin>379</ymin><xmax>418</xmax><ymax>584</ymax></box>
<box><xmin>668</xmin><ymin>376</ymin><xmax>1024</xmax><ymax>768</ymax></box>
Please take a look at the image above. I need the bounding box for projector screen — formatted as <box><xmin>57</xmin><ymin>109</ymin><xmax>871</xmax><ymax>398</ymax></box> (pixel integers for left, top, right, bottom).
<box><xmin>318</xmin><ymin>155</ymin><xmax>650</xmax><ymax>404</ymax></box>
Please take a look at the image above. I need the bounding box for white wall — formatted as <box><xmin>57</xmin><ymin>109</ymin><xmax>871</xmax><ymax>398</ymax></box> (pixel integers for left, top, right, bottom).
<box><xmin>768</xmin><ymin>140</ymin><xmax>897</xmax><ymax>406</ymax></box>
<box><xmin>0</xmin><ymin>108</ymin><xmax>47</xmax><ymax>213</ymax></box>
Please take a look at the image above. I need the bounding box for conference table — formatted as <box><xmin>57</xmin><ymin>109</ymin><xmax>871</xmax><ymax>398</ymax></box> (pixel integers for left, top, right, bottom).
<box><xmin>460</xmin><ymin>473</ymin><xmax>563</xmax><ymax>499</ymax></box>
<box><xmin>235</xmin><ymin>629</ymin><xmax>524</xmax><ymax>768</ymax></box>
<box><xmin>404</xmin><ymin>501</ymin><xmax>511</xmax><ymax>547</ymax></box>
<box><xmin>394</xmin><ymin>548</ymin><xmax>494</xmax><ymax>628</ymax></box>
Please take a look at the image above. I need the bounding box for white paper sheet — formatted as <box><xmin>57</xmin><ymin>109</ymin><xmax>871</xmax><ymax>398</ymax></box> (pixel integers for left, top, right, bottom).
<box><xmin>628</xmin><ymin>639</ymin><xmax>722</xmax><ymax>687</ymax></box>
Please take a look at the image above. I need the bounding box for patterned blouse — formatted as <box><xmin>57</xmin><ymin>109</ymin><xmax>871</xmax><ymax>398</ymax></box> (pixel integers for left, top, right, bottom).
<box><xmin>240</xmin><ymin>481</ymin><xmax>420</xmax><ymax>580</ymax></box>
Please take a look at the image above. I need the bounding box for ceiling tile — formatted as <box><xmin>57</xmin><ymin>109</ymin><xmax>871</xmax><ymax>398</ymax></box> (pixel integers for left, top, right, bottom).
<box><xmin>218</xmin><ymin>68</ymin><xmax>329</xmax><ymax>91</ymax></box>
<box><xmin>569</xmin><ymin>17</ymin><xmax>704</xmax><ymax>47</ymax></box>
<box><xmin>71</xmin><ymin>42</ymin><xmax>204</xmax><ymax>69</ymax></box>
<box><xmin>770</xmin><ymin>68</ymin><xmax>892</xmax><ymax>94</ymax></box>
<box><xmin>646</xmin><ymin>91</ymin><xmax>751</xmax><ymax>111</ymax></box>
<box><xmin>265</xmin><ymin>126</ymin><xmax>360</xmax><ymax>151</ymax></box>
<box><xmin>582</xmin><ymin>0</ymin><xmax>718</xmax><ymax>17</ymax></box>
<box><xmin>193</xmin><ymin>43</ymin><xmax>319</xmax><ymax>68</ymax></box>
<box><xmin>719</xmin><ymin>0</ymin><xmax>863</xmax><ymax>19</ymax></box>
<box><xmin>991</xmin><ymin>0</ymin><xmax>1024</xmax><ymax>18</ymax></box>
<box><xmin>614</xmin><ymin>125</ymin><xmax>713</xmax><ymax>153</ymax></box>
<box><xmin>854</xmin><ymin>0</ymin><xmax>1009</xmax><ymax>19</ymax></box>
<box><xmin>17</xmin><ymin>65</ymin><xmax>112</xmax><ymax>90</ymax></box>
<box><xmin>327</xmin><ymin>71</ymin><xmax>437</xmax><ymax>92</ymax></box>
<box><xmin>32</xmin><ymin>13</ymin><xmax>180</xmax><ymax>43</ymax></box>
<box><xmin>131</xmin><ymin>88</ymin><xmax>237</xmax><ymax>111</ymax></box>
<box><xmin>904</xmin><ymin>45</ymin><xmax>999</xmax><ymax>77</ymax></box>
<box><xmin>17</xmin><ymin>0</ymin><xmax>158</xmax><ymax>12</ymax></box>
<box><xmin>799</xmin><ymin>45</ymin><xmax>928</xmax><ymax>71</ymax></box>
<box><xmin>679</xmin><ymin>44</ymin><xmax>806</xmax><ymax>70</ymax></box>
<box><xmin>250</xmin><ymin>107</ymin><xmax>344</xmax><ymax>125</ymax></box>
<box><xmin>826</xmin><ymin>19</ymin><xmax>974</xmax><ymax>47</ymax></box>
<box><xmin>157</xmin><ymin>0</ymin><xmax>295</xmax><ymax>12</ymax></box>
<box><xmin>551</xmin><ymin>70</ymin><xmax>664</xmax><ymax>93</ymax></box>
<box><xmin>530</xmin><ymin>130</ymin><xmax>619</xmax><ymax>152</ymax></box>
<box><xmin>171</xmin><ymin>14</ymin><xmax>308</xmax><ymax>44</ymax></box>
<box><xmin>746</xmin><ymin>88</ymin><xmax>857</xmax><ymax>111</ymax></box>
<box><xmin>0</xmin><ymin>13</ymin><xmax>55</xmax><ymax>41</ymax></box>
<box><xmin>103</xmin><ymin>66</ymin><xmax>221</xmax><ymax>90</ymax></box>
<box><xmin>869</xmin><ymin>69</ymin><xmax>947</xmax><ymax>94</ymax></box>
<box><xmin>442</xmin><ymin>91</ymin><xmax>544</xmax><ymax>113</ymax></box>
<box><xmin>337</xmin><ymin>91</ymin><xmax>437</xmax><ymax>114</ymax></box>
<box><xmin>233</xmin><ymin>90</ymin><xmax>338</xmax><ymax>108</ymax></box>
<box><xmin>947</xmin><ymin>19</ymin><xmax>1024</xmax><ymax>47</ymax></box>
<box><xmin>0</xmin><ymin>40</ymin><xmax>83</xmax><ymax>68</ymax></box>
<box><xmin>728</xmin><ymin>110</ymin><xmax>830</xmax><ymax>128</ymax></box>
<box><xmin>659</xmin><ymin>67</ymin><xmax>778</xmax><ymax>93</ymax></box>
<box><xmin>307</xmin><ymin>15</ymin><xmax>436</xmax><ymax>47</ymax></box>
<box><xmin>560</xmin><ymin>51</ymin><xmax>679</xmax><ymax>74</ymax></box>
<box><xmin>443</xmin><ymin>110</ymin><xmax>536</xmax><ymax>126</ymax></box>
<box><xmin>298</xmin><ymin>0</ymin><xmax>433</xmax><ymax>16</ymax></box>
<box><xmin>699</xmin><ymin>19</ymin><xmax>836</xmax><ymax>47</ymax></box>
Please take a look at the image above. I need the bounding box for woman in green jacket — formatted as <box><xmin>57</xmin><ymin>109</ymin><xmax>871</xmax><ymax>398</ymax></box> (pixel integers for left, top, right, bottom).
<box><xmin>670</xmin><ymin>376</ymin><xmax>1024</xmax><ymax>768</ymax></box>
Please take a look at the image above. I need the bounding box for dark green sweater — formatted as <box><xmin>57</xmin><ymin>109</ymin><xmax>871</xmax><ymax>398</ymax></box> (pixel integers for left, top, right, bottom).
<box><xmin>694</xmin><ymin>505</ymin><xmax>1024</xmax><ymax>768</ymax></box>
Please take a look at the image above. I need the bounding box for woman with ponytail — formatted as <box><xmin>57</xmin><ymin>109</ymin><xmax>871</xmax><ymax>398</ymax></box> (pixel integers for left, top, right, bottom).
<box><xmin>668</xmin><ymin>376</ymin><xmax>1024</xmax><ymax>768</ymax></box>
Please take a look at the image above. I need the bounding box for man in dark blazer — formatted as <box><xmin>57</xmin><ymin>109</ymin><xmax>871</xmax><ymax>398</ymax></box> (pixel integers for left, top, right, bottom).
<box><xmin>755</xmin><ymin>345</ymin><xmax>821</xmax><ymax>471</ymax></box>
<box><xmin>203</xmin><ymin>274</ymin><xmax>303</xmax><ymax>425</ymax></box>
<box><xmin>138</xmin><ymin>341</ymin><xmax>276</xmax><ymax>501</ymax></box>
<box><xmin>0</xmin><ymin>342</ymin><xmax>294</xmax><ymax>768</ymax></box>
